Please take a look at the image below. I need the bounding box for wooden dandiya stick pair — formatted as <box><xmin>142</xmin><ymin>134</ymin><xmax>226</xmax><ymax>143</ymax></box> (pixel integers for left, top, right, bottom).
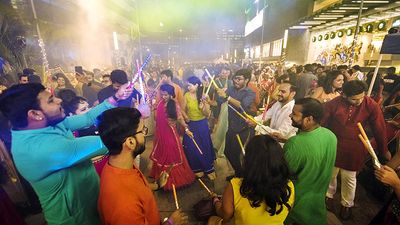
<box><xmin>357</xmin><ymin>122</ymin><xmax>381</xmax><ymax>168</ymax></box>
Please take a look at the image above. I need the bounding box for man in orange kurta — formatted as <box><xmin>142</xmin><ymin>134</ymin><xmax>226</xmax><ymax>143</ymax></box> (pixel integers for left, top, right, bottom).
<box><xmin>97</xmin><ymin>107</ymin><xmax>187</xmax><ymax>225</ymax></box>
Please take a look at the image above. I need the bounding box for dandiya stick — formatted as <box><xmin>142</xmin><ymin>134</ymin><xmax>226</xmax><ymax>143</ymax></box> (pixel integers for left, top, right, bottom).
<box><xmin>358</xmin><ymin>134</ymin><xmax>381</xmax><ymax>168</ymax></box>
<box><xmin>385</xmin><ymin>103</ymin><xmax>400</xmax><ymax>109</ymax></box>
<box><xmin>136</xmin><ymin>60</ymin><xmax>146</xmax><ymax>102</ymax></box>
<box><xmin>357</xmin><ymin>122</ymin><xmax>368</xmax><ymax>141</ymax></box>
<box><xmin>236</xmin><ymin>134</ymin><xmax>245</xmax><ymax>155</ymax></box>
<box><xmin>172</xmin><ymin>184</ymin><xmax>179</xmax><ymax>209</ymax></box>
<box><xmin>191</xmin><ymin>138</ymin><xmax>204</xmax><ymax>155</ymax></box>
<box><xmin>205</xmin><ymin>69</ymin><xmax>219</xmax><ymax>90</ymax></box>
<box><xmin>204</xmin><ymin>75</ymin><xmax>215</xmax><ymax>96</ymax></box>
<box><xmin>228</xmin><ymin>104</ymin><xmax>269</xmax><ymax>133</ymax></box>
<box><xmin>242</xmin><ymin>111</ymin><xmax>259</xmax><ymax>125</ymax></box>
<box><xmin>197</xmin><ymin>178</ymin><xmax>212</xmax><ymax>195</ymax></box>
<box><xmin>227</xmin><ymin>104</ymin><xmax>247</xmax><ymax>121</ymax></box>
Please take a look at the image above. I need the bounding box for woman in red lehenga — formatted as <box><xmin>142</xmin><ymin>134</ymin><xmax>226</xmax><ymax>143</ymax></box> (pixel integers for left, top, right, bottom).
<box><xmin>150</xmin><ymin>84</ymin><xmax>195</xmax><ymax>190</ymax></box>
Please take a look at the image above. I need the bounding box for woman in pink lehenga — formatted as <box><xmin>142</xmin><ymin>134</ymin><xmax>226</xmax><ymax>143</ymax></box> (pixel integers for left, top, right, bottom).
<box><xmin>150</xmin><ymin>84</ymin><xmax>195</xmax><ymax>190</ymax></box>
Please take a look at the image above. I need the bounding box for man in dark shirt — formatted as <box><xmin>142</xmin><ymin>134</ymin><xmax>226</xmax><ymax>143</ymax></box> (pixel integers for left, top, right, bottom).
<box><xmin>383</xmin><ymin>67</ymin><xmax>399</xmax><ymax>93</ymax></box>
<box><xmin>216</xmin><ymin>68</ymin><xmax>256</xmax><ymax>178</ymax></box>
<box><xmin>98</xmin><ymin>70</ymin><xmax>141</xmax><ymax>107</ymax></box>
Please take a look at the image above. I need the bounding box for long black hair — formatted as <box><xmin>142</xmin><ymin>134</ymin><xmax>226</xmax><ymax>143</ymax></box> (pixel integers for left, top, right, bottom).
<box><xmin>322</xmin><ymin>70</ymin><xmax>343</xmax><ymax>94</ymax></box>
<box><xmin>187</xmin><ymin>76</ymin><xmax>203</xmax><ymax>104</ymax></box>
<box><xmin>240</xmin><ymin>135</ymin><xmax>293</xmax><ymax>216</ymax></box>
<box><xmin>160</xmin><ymin>84</ymin><xmax>177</xmax><ymax>120</ymax></box>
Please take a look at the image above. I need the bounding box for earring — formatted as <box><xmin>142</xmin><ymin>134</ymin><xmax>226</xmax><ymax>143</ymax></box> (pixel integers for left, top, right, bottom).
<box><xmin>37</xmin><ymin>117</ymin><xmax>43</xmax><ymax>120</ymax></box>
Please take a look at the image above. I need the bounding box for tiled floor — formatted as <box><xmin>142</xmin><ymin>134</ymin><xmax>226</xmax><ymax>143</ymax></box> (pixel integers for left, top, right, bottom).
<box><xmin>24</xmin><ymin>136</ymin><xmax>385</xmax><ymax>225</ymax></box>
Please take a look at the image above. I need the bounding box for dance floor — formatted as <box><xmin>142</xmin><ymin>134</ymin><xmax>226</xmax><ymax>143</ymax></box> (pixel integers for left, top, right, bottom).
<box><xmin>25</xmin><ymin>136</ymin><xmax>384</xmax><ymax>225</ymax></box>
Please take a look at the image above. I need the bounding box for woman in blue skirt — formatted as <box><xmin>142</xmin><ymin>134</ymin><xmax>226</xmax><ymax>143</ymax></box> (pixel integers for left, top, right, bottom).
<box><xmin>182</xmin><ymin>76</ymin><xmax>216</xmax><ymax>180</ymax></box>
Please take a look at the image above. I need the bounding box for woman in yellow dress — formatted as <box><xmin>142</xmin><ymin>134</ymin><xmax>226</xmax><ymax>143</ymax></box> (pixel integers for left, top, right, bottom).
<box><xmin>212</xmin><ymin>135</ymin><xmax>295</xmax><ymax>225</ymax></box>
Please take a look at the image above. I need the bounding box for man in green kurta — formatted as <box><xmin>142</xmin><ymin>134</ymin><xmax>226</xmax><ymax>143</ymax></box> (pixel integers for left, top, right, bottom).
<box><xmin>0</xmin><ymin>83</ymin><xmax>132</xmax><ymax>225</ymax></box>
<box><xmin>284</xmin><ymin>98</ymin><xmax>337</xmax><ymax>225</ymax></box>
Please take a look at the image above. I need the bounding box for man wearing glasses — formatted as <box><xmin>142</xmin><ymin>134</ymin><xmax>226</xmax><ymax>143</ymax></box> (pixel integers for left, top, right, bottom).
<box><xmin>216</xmin><ymin>68</ymin><xmax>256</xmax><ymax>179</ymax></box>
<box><xmin>97</xmin><ymin>107</ymin><xmax>187</xmax><ymax>225</ymax></box>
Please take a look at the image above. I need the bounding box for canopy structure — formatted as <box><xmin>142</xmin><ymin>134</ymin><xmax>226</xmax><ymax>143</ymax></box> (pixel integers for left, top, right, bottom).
<box><xmin>380</xmin><ymin>33</ymin><xmax>400</xmax><ymax>54</ymax></box>
<box><xmin>367</xmin><ymin>31</ymin><xmax>400</xmax><ymax>96</ymax></box>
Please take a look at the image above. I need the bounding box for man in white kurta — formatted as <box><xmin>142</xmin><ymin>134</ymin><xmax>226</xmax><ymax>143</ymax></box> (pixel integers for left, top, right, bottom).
<box><xmin>250</xmin><ymin>82</ymin><xmax>298</xmax><ymax>143</ymax></box>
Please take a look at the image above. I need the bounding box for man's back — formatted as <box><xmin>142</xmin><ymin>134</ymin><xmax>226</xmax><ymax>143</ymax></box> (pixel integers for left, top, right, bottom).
<box><xmin>284</xmin><ymin>127</ymin><xmax>337</xmax><ymax>225</ymax></box>
<box><xmin>296</xmin><ymin>72</ymin><xmax>317</xmax><ymax>99</ymax></box>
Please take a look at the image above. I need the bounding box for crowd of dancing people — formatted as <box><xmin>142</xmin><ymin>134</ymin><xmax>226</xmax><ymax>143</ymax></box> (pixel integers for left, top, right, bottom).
<box><xmin>0</xmin><ymin>61</ymin><xmax>399</xmax><ymax>225</ymax></box>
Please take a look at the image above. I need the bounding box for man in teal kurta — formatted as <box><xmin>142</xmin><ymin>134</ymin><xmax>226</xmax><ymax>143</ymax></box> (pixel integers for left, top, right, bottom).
<box><xmin>0</xmin><ymin>83</ymin><xmax>131</xmax><ymax>225</ymax></box>
<box><xmin>283</xmin><ymin>98</ymin><xmax>337</xmax><ymax>225</ymax></box>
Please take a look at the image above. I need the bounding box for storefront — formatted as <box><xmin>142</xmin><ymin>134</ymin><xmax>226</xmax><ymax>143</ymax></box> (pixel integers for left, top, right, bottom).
<box><xmin>308</xmin><ymin>17</ymin><xmax>400</xmax><ymax>67</ymax></box>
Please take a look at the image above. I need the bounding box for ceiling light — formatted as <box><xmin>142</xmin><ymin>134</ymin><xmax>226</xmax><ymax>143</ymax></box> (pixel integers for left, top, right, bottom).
<box><xmin>314</xmin><ymin>17</ymin><xmax>338</xmax><ymax>20</ymax></box>
<box><xmin>352</xmin><ymin>0</ymin><xmax>389</xmax><ymax>3</ymax></box>
<box><xmin>318</xmin><ymin>14</ymin><xmax>345</xmax><ymax>17</ymax></box>
<box><xmin>300</xmin><ymin>21</ymin><xmax>326</xmax><ymax>25</ymax></box>
<box><xmin>289</xmin><ymin>26</ymin><xmax>310</xmax><ymax>29</ymax></box>
<box><xmin>339</xmin><ymin>7</ymin><xmax>368</xmax><ymax>10</ymax></box>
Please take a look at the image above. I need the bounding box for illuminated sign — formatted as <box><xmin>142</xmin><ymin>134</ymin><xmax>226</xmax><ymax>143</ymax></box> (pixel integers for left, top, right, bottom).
<box><xmin>245</xmin><ymin>9</ymin><xmax>264</xmax><ymax>36</ymax></box>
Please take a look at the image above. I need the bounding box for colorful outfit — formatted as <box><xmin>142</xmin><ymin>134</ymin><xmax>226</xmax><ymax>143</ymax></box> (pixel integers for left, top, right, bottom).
<box><xmin>322</xmin><ymin>96</ymin><xmax>388</xmax><ymax>207</ymax></box>
<box><xmin>182</xmin><ymin>93</ymin><xmax>215</xmax><ymax>174</ymax></box>
<box><xmin>284</xmin><ymin>127</ymin><xmax>337</xmax><ymax>225</ymax></box>
<box><xmin>11</xmin><ymin>101</ymin><xmax>113</xmax><ymax>225</ymax></box>
<box><xmin>231</xmin><ymin>178</ymin><xmax>295</xmax><ymax>225</ymax></box>
<box><xmin>98</xmin><ymin>163</ymin><xmax>160</xmax><ymax>225</ymax></box>
<box><xmin>150</xmin><ymin>100</ymin><xmax>195</xmax><ymax>190</ymax></box>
